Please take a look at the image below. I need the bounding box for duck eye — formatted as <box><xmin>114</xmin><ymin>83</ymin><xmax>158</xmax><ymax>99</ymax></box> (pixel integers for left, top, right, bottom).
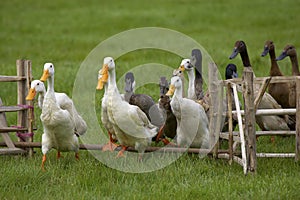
<box><xmin>50</xmin><ymin>65</ymin><xmax>53</xmax><ymax>68</ymax></box>
<box><xmin>37</xmin><ymin>83</ymin><xmax>39</xmax><ymax>85</ymax></box>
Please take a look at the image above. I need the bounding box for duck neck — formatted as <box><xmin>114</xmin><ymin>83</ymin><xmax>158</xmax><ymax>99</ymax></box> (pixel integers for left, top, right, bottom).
<box><xmin>124</xmin><ymin>91</ymin><xmax>133</xmax><ymax>102</ymax></box>
<box><xmin>290</xmin><ymin>55</ymin><xmax>300</xmax><ymax>76</ymax></box>
<box><xmin>108</xmin><ymin>69</ymin><xmax>121</xmax><ymax>97</ymax></box>
<box><xmin>174</xmin><ymin>85</ymin><xmax>183</xmax><ymax>100</ymax></box>
<box><xmin>269</xmin><ymin>48</ymin><xmax>282</xmax><ymax>76</ymax></box>
<box><xmin>240</xmin><ymin>49</ymin><xmax>251</xmax><ymax>67</ymax></box>
<box><xmin>47</xmin><ymin>74</ymin><xmax>55</xmax><ymax>93</ymax></box>
<box><xmin>38</xmin><ymin>88</ymin><xmax>46</xmax><ymax>108</ymax></box>
<box><xmin>187</xmin><ymin>70</ymin><xmax>195</xmax><ymax>97</ymax></box>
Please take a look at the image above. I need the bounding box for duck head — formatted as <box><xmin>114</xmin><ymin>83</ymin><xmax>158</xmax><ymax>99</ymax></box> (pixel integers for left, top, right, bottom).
<box><xmin>96</xmin><ymin>57</ymin><xmax>115</xmax><ymax>90</ymax></box>
<box><xmin>40</xmin><ymin>63</ymin><xmax>55</xmax><ymax>82</ymax></box>
<box><xmin>26</xmin><ymin>80</ymin><xmax>46</xmax><ymax>100</ymax></box>
<box><xmin>124</xmin><ymin>72</ymin><xmax>136</xmax><ymax>93</ymax></box>
<box><xmin>276</xmin><ymin>45</ymin><xmax>297</xmax><ymax>61</ymax></box>
<box><xmin>166</xmin><ymin>76</ymin><xmax>181</xmax><ymax>96</ymax></box>
<box><xmin>159</xmin><ymin>77</ymin><xmax>169</xmax><ymax>95</ymax></box>
<box><xmin>178</xmin><ymin>58</ymin><xmax>193</xmax><ymax>72</ymax></box>
<box><xmin>191</xmin><ymin>49</ymin><xmax>202</xmax><ymax>68</ymax></box>
<box><xmin>229</xmin><ymin>40</ymin><xmax>246</xmax><ymax>59</ymax></box>
<box><xmin>172</xmin><ymin>68</ymin><xmax>183</xmax><ymax>78</ymax></box>
<box><xmin>261</xmin><ymin>40</ymin><xmax>274</xmax><ymax>57</ymax></box>
<box><xmin>225</xmin><ymin>64</ymin><xmax>238</xmax><ymax>80</ymax></box>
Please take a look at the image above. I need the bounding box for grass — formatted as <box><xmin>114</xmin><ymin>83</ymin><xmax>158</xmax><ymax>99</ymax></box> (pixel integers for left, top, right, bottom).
<box><xmin>1</xmin><ymin>0</ymin><xmax>300</xmax><ymax>199</ymax></box>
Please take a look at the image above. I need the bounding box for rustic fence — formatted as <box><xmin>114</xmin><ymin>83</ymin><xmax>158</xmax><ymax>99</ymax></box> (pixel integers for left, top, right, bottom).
<box><xmin>218</xmin><ymin>68</ymin><xmax>300</xmax><ymax>175</ymax></box>
<box><xmin>0</xmin><ymin>60</ymin><xmax>34</xmax><ymax>156</ymax></box>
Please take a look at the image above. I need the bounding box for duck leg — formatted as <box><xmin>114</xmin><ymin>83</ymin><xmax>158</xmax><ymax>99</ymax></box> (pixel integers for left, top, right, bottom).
<box><xmin>155</xmin><ymin>125</ymin><xmax>176</xmax><ymax>146</ymax></box>
<box><xmin>41</xmin><ymin>155</ymin><xmax>47</xmax><ymax>171</ymax></box>
<box><xmin>102</xmin><ymin>132</ymin><xmax>118</xmax><ymax>152</ymax></box>
<box><xmin>75</xmin><ymin>152</ymin><xmax>79</xmax><ymax>160</ymax></box>
<box><xmin>57</xmin><ymin>151</ymin><xmax>62</xmax><ymax>159</ymax></box>
<box><xmin>155</xmin><ymin>125</ymin><xmax>165</xmax><ymax>142</ymax></box>
<box><xmin>116</xmin><ymin>146</ymin><xmax>127</xmax><ymax>158</ymax></box>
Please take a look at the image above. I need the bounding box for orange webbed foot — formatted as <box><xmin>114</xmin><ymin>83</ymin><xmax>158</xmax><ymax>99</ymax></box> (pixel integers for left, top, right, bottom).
<box><xmin>102</xmin><ymin>141</ymin><xmax>118</xmax><ymax>152</ymax></box>
<box><xmin>116</xmin><ymin>146</ymin><xmax>127</xmax><ymax>158</ymax></box>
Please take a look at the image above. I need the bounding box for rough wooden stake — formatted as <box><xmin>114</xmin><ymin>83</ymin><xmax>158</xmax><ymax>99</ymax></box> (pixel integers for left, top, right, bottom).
<box><xmin>25</xmin><ymin>60</ymin><xmax>34</xmax><ymax>157</ymax></box>
<box><xmin>295</xmin><ymin>77</ymin><xmax>300</xmax><ymax>161</ymax></box>
<box><xmin>242</xmin><ymin>68</ymin><xmax>256</xmax><ymax>174</ymax></box>
<box><xmin>227</xmin><ymin>83</ymin><xmax>233</xmax><ymax>164</ymax></box>
<box><xmin>254</xmin><ymin>77</ymin><xmax>271</xmax><ymax>111</ymax></box>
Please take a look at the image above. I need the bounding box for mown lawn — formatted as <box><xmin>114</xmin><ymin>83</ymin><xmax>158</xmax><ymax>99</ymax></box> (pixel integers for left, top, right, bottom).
<box><xmin>1</xmin><ymin>0</ymin><xmax>300</xmax><ymax>199</ymax></box>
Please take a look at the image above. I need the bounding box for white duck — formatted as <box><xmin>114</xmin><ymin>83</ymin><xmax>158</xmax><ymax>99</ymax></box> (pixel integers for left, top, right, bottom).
<box><xmin>178</xmin><ymin>58</ymin><xmax>197</xmax><ymax>100</ymax></box>
<box><xmin>166</xmin><ymin>76</ymin><xmax>210</xmax><ymax>148</ymax></box>
<box><xmin>97</xmin><ymin>57</ymin><xmax>158</xmax><ymax>159</ymax></box>
<box><xmin>31</xmin><ymin>63</ymin><xmax>81</xmax><ymax>170</ymax></box>
<box><xmin>96</xmin><ymin>68</ymin><xmax>118</xmax><ymax>152</ymax></box>
<box><xmin>26</xmin><ymin>80</ymin><xmax>87</xmax><ymax>136</ymax></box>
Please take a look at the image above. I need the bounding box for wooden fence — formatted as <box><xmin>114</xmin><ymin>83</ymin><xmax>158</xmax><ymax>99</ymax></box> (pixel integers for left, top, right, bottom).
<box><xmin>218</xmin><ymin>68</ymin><xmax>300</xmax><ymax>175</ymax></box>
<box><xmin>0</xmin><ymin>60</ymin><xmax>34</xmax><ymax>156</ymax></box>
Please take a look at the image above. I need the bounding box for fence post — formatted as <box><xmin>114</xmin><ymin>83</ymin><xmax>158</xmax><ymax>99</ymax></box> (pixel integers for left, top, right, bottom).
<box><xmin>295</xmin><ymin>77</ymin><xmax>300</xmax><ymax>161</ymax></box>
<box><xmin>17</xmin><ymin>60</ymin><xmax>27</xmax><ymax>140</ymax></box>
<box><xmin>242</xmin><ymin>67</ymin><xmax>257</xmax><ymax>174</ymax></box>
<box><xmin>25</xmin><ymin>60</ymin><xmax>34</xmax><ymax>157</ymax></box>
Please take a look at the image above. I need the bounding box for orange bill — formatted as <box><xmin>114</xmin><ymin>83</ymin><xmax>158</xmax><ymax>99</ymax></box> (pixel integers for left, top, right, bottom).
<box><xmin>166</xmin><ymin>84</ymin><xmax>175</xmax><ymax>96</ymax></box>
<box><xmin>26</xmin><ymin>88</ymin><xmax>36</xmax><ymax>100</ymax></box>
<box><xmin>178</xmin><ymin>65</ymin><xmax>185</xmax><ymax>71</ymax></box>
<box><xmin>96</xmin><ymin>65</ymin><xmax>109</xmax><ymax>90</ymax></box>
<box><xmin>40</xmin><ymin>69</ymin><xmax>49</xmax><ymax>82</ymax></box>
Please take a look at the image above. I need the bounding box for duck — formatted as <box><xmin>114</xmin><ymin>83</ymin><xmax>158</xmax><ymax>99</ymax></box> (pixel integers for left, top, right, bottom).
<box><xmin>191</xmin><ymin>49</ymin><xmax>204</xmax><ymax>100</ymax></box>
<box><xmin>123</xmin><ymin>72</ymin><xmax>164</xmax><ymax>129</ymax></box>
<box><xmin>261</xmin><ymin>40</ymin><xmax>293</xmax><ymax>109</ymax></box>
<box><xmin>178</xmin><ymin>58</ymin><xmax>210</xmax><ymax>112</ymax></box>
<box><xmin>172</xmin><ymin>68</ymin><xmax>185</xmax><ymax>97</ymax></box>
<box><xmin>178</xmin><ymin>58</ymin><xmax>197</xmax><ymax>100</ymax></box>
<box><xmin>166</xmin><ymin>76</ymin><xmax>210</xmax><ymax>148</ymax></box>
<box><xmin>26</xmin><ymin>80</ymin><xmax>88</xmax><ymax>136</ymax></box>
<box><xmin>276</xmin><ymin>44</ymin><xmax>300</xmax><ymax>108</ymax></box>
<box><xmin>222</xmin><ymin>64</ymin><xmax>239</xmax><ymax>132</ymax></box>
<box><xmin>276</xmin><ymin>44</ymin><xmax>300</xmax><ymax>76</ymax></box>
<box><xmin>155</xmin><ymin>77</ymin><xmax>177</xmax><ymax>143</ymax></box>
<box><xmin>31</xmin><ymin>63</ymin><xmax>81</xmax><ymax>170</ymax></box>
<box><xmin>97</xmin><ymin>57</ymin><xmax>158</xmax><ymax>159</ymax></box>
<box><xmin>96</xmin><ymin>69</ymin><xmax>118</xmax><ymax>152</ymax></box>
<box><xmin>229</xmin><ymin>40</ymin><xmax>291</xmax><ymax>132</ymax></box>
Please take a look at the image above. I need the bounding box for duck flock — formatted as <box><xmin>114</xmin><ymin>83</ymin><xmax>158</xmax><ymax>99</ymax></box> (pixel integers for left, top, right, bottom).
<box><xmin>25</xmin><ymin>40</ymin><xmax>299</xmax><ymax>169</ymax></box>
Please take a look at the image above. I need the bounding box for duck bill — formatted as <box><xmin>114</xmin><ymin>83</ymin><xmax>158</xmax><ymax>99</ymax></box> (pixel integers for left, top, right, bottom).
<box><xmin>276</xmin><ymin>52</ymin><xmax>287</xmax><ymax>61</ymax></box>
<box><xmin>40</xmin><ymin>69</ymin><xmax>49</xmax><ymax>82</ymax></box>
<box><xmin>261</xmin><ymin>46</ymin><xmax>269</xmax><ymax>57</ymax></box>
<box><xmin>178</xmin><ymin>65</ymin><xmax>185</xmax><ymax>71</ymax></box>
<box><xmin>96</xmin><ymin>65</ymin><xmax>109</xmax><ymax>90</ymax></box>
<box><xmin>166</xmin><ymin>84</ymin><xmax>175</xmax><ymax>96</ymax></box>
<box><xmin>232</xmin><ymin>71</ymin><xmax>238</xmax><ymax>78</ymax></box>
<box><xmin>26</xmin><ymin>88</ymin><xmax>36</xmax><ymax>100</ymax></box>
<box><xmin>229</xmin><ymin>47</ymin><xmax>239</xmax><ymax>59</ymax></box>
<box><xmin>96</xmin><ymin>79</ymin><xmax>105</xmax><ymax>90</ymax></box>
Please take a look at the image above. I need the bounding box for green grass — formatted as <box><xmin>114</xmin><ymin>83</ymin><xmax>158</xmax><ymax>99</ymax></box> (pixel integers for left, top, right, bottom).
<box><xmin>1</xmin><ymin>0</ymin><xmax>300</xmax><ymax>199</ymax></box>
